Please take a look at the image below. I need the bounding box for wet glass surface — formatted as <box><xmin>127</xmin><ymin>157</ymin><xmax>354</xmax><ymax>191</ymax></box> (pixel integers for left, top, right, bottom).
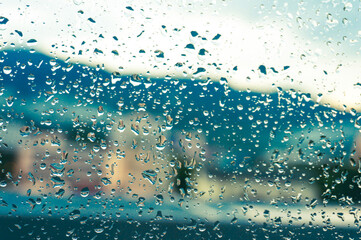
<box><xmin>0</xmin><ymin>0</ymin><xmax>361</xmax><ymax>239</ymax></box>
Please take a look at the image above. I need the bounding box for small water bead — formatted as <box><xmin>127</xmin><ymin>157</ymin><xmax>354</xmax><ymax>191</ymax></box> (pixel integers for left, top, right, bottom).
<box><xmin>3</xmin><ymin>66</ymin><xmax>12</xmax><ymax>75</ymax></box>
<box><xmin>40</xmin><ymin>163</ymin><xmax>46</xmax><ymax>170</ymax></box>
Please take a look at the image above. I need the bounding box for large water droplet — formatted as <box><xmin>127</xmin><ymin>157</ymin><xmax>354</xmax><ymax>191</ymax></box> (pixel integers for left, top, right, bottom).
<box><xmin>69</xmin><ymin>209</ymin><xmax>81</xmax><ymax>220</ymax></box>
<box><xmin>80</xmin><ymin>187</ymin><xmax>89</xmax><ymax>197</ymax></box>
<box><xmin>130</xmin><ymin>74</ymin><xmax>142</xmax><ymax>86</ymax></box>
<box><xmin>51</xmin><ymin>177</ymin><xmax>65</xmax><ymax>188</ymax></box>
<box><xmin>97</xmin><ymin>106</ymin><xmax>104</xmax><ymax>116</ymax></box>
<box><xmin>0</xmin><ymin>180</ymin><xmax>7</xmax><ymax>187</ymax></box>
<box><xmin>19</xmin><ymin>126</ymin><xmax>30</xmax><ymax>137</ymax></box>
<box><xmin>55</xmin><ymin>189</ymin><xmax>65</xmax><ymax>198</ymax></box>
<box><xmin>0</xmin><ymin>16</ymin><xmax>9</xmax><ymax>30</ymax></box>
<box><xmin>87</xmin><ymin>132</ymin><xmax>96</xmax><ymax>142</ymax></box>
<box><xmin>166</xmin><ymin>115</ymin><xmax>173</xmax><ymax>130</ymax></box>
<box><xmin>117</xmin><ymin>120</ymin><xmax>125</xmax><ymax>132</ymax></box>
<box><xmin>3</xmin><ymin>66</ymin><xmax>12</xmax><ymax>75</ymax></box>
<box><xmin>94</xmin><ymin>228</ymin><xmax>104</xmax><ymax>234</ymax></box>
<box><xmin>156</xmin><ymin>135</ymin><xmax>166</xmax><ymax>150</ymax></box>
<box><xmin>111</xmin><ymin>72</ymin><xmax>122</xmax><ymax>83</ymax></box>
<box><xmin>26</xmin><ymin>39</ymin><xmax>38</xmax><ymax>47</ymax></box>
<box><xmin>50</xmin><ymin>163</ymin><xmax>64</xmax><ymax>171</ymax></box>
<box><xmin>6</xmin><ymin>96</ymin><xmax>14</xmax><ymax>107</ymax></box>
<box><xmin>142</xmin><ymin>170</ymin><xmax>157</xmax><ymax>185</ymax></box>
<box><xmin>101</xmin><ymin>177</ymin><xmax>112</xmax><ymax>186</ymax></box>
<box><xmin>131</xmin><ymin>123</ymin><xmax>139</xmax><ymax>135</ymax></box>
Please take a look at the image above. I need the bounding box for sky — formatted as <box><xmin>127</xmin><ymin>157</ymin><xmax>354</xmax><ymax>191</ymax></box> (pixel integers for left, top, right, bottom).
<box><xmin>0</xmin><ymin>0</ymin><xmax>360</xmax><ymax>111</ymax></box>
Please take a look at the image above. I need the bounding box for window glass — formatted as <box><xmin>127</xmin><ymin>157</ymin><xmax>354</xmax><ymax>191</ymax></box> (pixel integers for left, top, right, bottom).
<box><xmin>0</xmin><ymin>0</ymin><xmax>361</xmax><ymax>239</ymax></box>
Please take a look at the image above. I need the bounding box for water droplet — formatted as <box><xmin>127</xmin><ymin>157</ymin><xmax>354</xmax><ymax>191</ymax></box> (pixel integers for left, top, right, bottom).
<box><xmin>355</xmin><ymin>116</ymin><xmax>361</xmax><ymax>128</ymax></box>
<box><xmin>101</xmin><ymin>177</ymin><xmax>112</xmax><ymax>186</ymax></box>
<box><xmin>344</xmin><ymin>2</ymin><xmax>353</xmax><ymax>12</ymax></box>
<box><xmin>154</xmin><ymin>50</ymin><xmax>164</xmax><ymax>58</ymax></box>
<box><xmin>136</xmin><ymin>197</ymin><xmax>145</xmax><ymax>207</ymax></box>
<box><xmin>19</xmin><ymin>126</ymin><xmax>30</xmax><ymax>137</ymax></box>
<box><xmin>87</xmin><ymin>132</ymin><xmax>96</xmax><ymax>142</ymax></box>
<box><xmin>131</xmin><ymin>123</ymin><xmax>139</xmax><ymax>135</ymax></box>
<box><xmin>6</xmin><ymin>96</ymin><xmax>14</xmax><ymax>107</ymax></box>
<box><xmin>142</xmin><ymin>170</ymin><xmax>157</xmax><ymax>185</ymax></box>
<box><xmin>3</xmin><ymin>66</ymin><xmax>11</xmax><ymax>75</ymax></box>
<box><xmin>263</xmin><ymin>210</ymin><xmax>270</xmax><ymax>218</ymax></box>
<box><xmin>55</xmin><ymin>189</ymin><xmax>65</xmax><ymax>198</ymax></box>
<box><xmin>6</xmin><ymin>172</ymin><xmax>12</xmax><ymax>180</ymax></box>
<box><xmin>80</xmin><ymin>187</ymin><xmax>89</xmax><ymax>197</ymax></box>
<box><xmin>94</xmin><ymin>228</ymin><xmax>104</xmax><ymax>234</ymax></box>
<box><xmin>138</xmin><ymin>103</ymin><xmax>146</xmax><ymax>111</ymax></box>
<box><xmin>310</xmin><ymin>198</ymin><xmax>318</xmax><ymax>209</ymax></box>
<box><xmin>50</xmin><ymin>163</ymin><xmax>64</xmax><ymax>171</ymax></box>
<box><xmin>185</xmin><ymin>133</ymin><xmax>192</xmax><ymax>141</ymax></box>
<box><xmin>166</xmin><ymin>115</ymin><xmax>173</xmax><ymax>130</ymax></box>
<box><xmin>237</xmin><ymin>104</ymin><xmax>243</xmax><ymax>110</ymax></box>
<box><xmin>0</xmin><ymin>16</ymin><xmax>9</xmax><ymax>30</ymax></box>
<box><xmin>97</xmin><ymin>106</ymin><xmax>104</xmax><ymax>116</ymax></box>
<box><xmin>26</xmin><ymin>39</ymin><xmax>38</xmax><ymax>47</ymax></box>
<box><xmin>117</xmin><ymin>120</ymin><xmax>125</xmax><ymax>132</ymax></box>
<box><xmin>28</xmin><ymin>172</ymin><xmax>36</xmax><ymax>185</ymax></box>
<box><xmin>155</xmin><ymin>194</ymin><xmax>164</xmax><ymax>205</ymax></box>
<box><xmin>350</xmin><ymin>158</ymin><xmax>356</xmax><ymax>167</ymax></box>
<box><xmin>80</xmin><ymin>217</ymin><xmax>88</xmax><ymax>224</ymax></box>
<box><xmin>126</xmin><ymin>6</ymin><xmax>134</xmax><ymax>11</ymax></box>
<box><xmin>51</xmin><ymin>177</ymin><xmax>65</xmax><ymax>188</ymax></box>
<box><xmin>28</xmin><ymin>74</ymin><xmax>35</xmax><ymax>81</ymax></box>
<box><xmin>156</xmin><ymin>135</ymin><xmax>166</xmax><ymax>150</ymax></box>
<box><xmin>87</xmin><ymin>18</ymin><xmax>96</xmax><ymax>23</ymax></box>
<box><xmin>111</xmin><ymin>72</ymin><xmax>122</xmax><ymax>83</ymax></box>
<box><xmin>73</xmin><ymin>0</ymin><xmax>84</xmax><ymax>5</ymax></box>
<box><xmin>67</xmin><ymin>169</ymin><xmax>74</xmax><ymax>177</ymax></box>
<box><xmin>40</xmin><ymin>163</ymin><xmax>46</xmax><ymax>170</ymax></box>
<box><xmin>144</xmin><ymin>78</ymin><xmax>152</xmax><ymax>88</ymax></box>
<box><xmin>69</xmin><ymin>209</ymin><xmax>81</xmax><ymax>220</ymax></box>
<box><xmin>130</xmin><ymin>74</ymin><xmax>142</xmax><ymax>86</ymax></box>
<box><xmin>220</xmin><ymin>77</ymin><xmax>228</xmax><ymax>85</ymax></box>
<box><xmin>185</xmin><ymin>43</ymin><xmax>195</xmax><ymax>50</ymax></box>
<box><xmin>212</xmin><ymin>33</ymin><xmax>221</xmax><ymax>40</ymax></box>
<box><xmin>0</xmin><ymin>180</ymin><xmax>7</xmax><ymax>187</ymax></box>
